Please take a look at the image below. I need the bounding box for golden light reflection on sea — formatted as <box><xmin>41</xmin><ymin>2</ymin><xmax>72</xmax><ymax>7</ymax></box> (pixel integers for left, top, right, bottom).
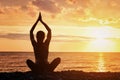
<box><xmin>97</xmin><ymin>53</ymin><xmax>106</xmax><ymax>72</ymax></box>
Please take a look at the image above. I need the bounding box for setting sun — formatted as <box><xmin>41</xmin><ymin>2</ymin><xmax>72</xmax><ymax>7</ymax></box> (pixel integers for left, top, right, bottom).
<box><xmin>88</xmin><ymin>27</ymin><xmax>114</xmax><ymax>52</ymax></box>
<box><xmin>90</xmin><ymin>26</ymin><xmax>113</xmax><ymax>39</ymax></box>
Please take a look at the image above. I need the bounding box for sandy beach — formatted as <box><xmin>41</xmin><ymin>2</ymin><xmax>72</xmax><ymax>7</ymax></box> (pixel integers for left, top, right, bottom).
<box><xmin>0</xmin><ymin>70</ymin><xmax>120</xmax><ymax>80</ymax></box>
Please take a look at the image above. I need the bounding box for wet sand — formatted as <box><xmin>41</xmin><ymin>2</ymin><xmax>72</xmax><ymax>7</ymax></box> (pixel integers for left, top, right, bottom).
<box><xmin>0</xmin><ymin>70</ymin><xmax>120</xmax><ymax>80</ymax></box>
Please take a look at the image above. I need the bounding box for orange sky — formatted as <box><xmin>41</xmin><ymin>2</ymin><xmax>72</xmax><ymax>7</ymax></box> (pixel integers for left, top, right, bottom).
<box><xmin>0</xmin><ymin>0</ymin><xmax>120</xmax><ymax>52</ymax></box>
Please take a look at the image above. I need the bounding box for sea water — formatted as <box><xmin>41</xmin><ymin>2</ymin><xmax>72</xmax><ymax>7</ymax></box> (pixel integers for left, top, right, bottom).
<box><xmin>0</xmin><ymin>52</ymin><xmax>120</xmax><ymax>72</ymax></box>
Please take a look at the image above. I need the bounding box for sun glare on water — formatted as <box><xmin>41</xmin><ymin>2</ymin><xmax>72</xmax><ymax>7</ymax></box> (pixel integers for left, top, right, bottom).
<box><xmin>97</xmin><ymin>53</ymin><xmax>106</xmax><ymax>72</ymax></box>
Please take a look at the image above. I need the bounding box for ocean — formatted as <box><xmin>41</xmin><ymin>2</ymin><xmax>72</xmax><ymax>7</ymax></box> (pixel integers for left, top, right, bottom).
<box><xmin>0</xmin><ymin>52</ymin><xmax>120</xmax><ymax>72</ymax></box>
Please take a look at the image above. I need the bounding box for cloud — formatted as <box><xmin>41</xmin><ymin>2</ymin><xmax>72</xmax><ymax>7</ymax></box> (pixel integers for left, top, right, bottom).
<box><xmin>32</xmin><ymin>0</ymin><xmax>61</xmax><ymax>13</ymax></box>
<box><xmin>0</xmin><ymin>33</ymin><xmax>29</xmax><ymax>40</ymax></box>
<box><xmin>52</xmin><ymin>35</ymin><xmax>94</xmax><ymax>42</ymax></box>
<box><xmin>0</xmin><ymin>33</ymin><xmax>94</xmax><ymax>42</ymax></box>
<box><xmin>89</xmin><ymin>0</ymin><xmax>120</xmax><ymax>17</ymax></box>
<box><xmin>0</xmin><ymin>0</ymin><xmax>37</xmax><ymax>17</ymax></box>
<box><xmin>60</xmin><ymin>0</ymin><xmax>120</xmax><ymax>25</ymax></box>
<box><xmin>0</xmin><ymin>0</ymin><xmax>120</xmax><ymax>18</ymax></box>
<box><xmin>0</xmin><ymin>0</ymin><xmax>31</xmax><ymax>7</ymax></box>
<box><xmin>0</xmin><ymin>0</ymin><xmax>120</xmax><ymax>27</ymax></box>
<box><xmin>0</xmin><ymin>9</ymin><xmax>4</xmax><ymax>14</ymax></box>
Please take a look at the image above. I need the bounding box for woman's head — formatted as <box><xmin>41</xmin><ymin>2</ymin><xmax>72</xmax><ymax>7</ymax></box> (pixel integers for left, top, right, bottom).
<box><xmin>36</xmin><ymin>31</ymin><xmax>45</xmax><ymax>43</ymax></box>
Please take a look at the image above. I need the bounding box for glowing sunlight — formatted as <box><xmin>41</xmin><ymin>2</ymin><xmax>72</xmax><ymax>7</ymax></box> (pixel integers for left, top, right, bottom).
<box><xmin>87</xmin><ymin>39</ymin><xmax>116</xmax><ymax>52</ymax></box>
<box><xmin>97</xmin><ymin>53</ymin><xmax>106</xmax><ymax>72</ymax></box>
<box><xmin>90</xmin><ymin>27</ymin><xmax>112</xmax><ymax>39</ymax></box>
<box><xmin>85</xmin><ymin>26</ymin><xmax>116</xmax><ymax>52</ymax></box>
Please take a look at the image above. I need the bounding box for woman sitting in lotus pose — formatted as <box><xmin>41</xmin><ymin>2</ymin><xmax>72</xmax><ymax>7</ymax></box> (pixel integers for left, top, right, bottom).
<box><xmin>26</xmin><ymin>13</ymin><xmax>61</xmax><ymax>74</ymax></box>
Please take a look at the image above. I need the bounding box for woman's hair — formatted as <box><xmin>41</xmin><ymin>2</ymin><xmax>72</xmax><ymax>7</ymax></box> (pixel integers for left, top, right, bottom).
<box><xmin>36</xmin><ymin>31</ymin><xmax>45</xmax><ymax>42</ymax></box>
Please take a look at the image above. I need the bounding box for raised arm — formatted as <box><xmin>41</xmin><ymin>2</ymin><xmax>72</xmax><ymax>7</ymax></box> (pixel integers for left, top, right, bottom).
<box><xmin>30</xmin><ymin>16</ymin><xmax>39</xmax><ymax>45</ymax></box>
<box><xmin>39</xmin><ymin>13</ymin><xmax>51</xmax><ymax>45</ymax></box>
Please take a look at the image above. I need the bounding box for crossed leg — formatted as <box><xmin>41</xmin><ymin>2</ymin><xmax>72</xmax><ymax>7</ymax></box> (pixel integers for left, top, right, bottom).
<box><xmin>26</xmin><ymin>59</ymin><xmax>39</xmax><ymax>73</ymax></box>
<box><xmin>48</xmin><ymin>57</ymin><xmax>61</xmax><ymax>72</ymax></box>
<box><xmin>26</xmin><ymin>57</ymin><xmax>61</xmax><ymax>74</ymax></box>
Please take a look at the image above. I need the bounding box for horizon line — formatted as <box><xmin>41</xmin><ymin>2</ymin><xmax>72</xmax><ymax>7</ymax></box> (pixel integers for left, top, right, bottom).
<box><xmin>0</xmin><ymin>51</ymin><xmax>120</xmax><ymax>53</ymax></box>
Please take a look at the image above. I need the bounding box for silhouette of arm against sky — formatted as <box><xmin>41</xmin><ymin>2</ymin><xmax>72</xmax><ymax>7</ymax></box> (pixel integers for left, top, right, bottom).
<box><xmin>30</xmin><ymin>16</ymin><xmax>39</xmax><ymax>46</ymax></box>
<box><xmin>39</xmin><ymin>12</ymin><xmax>51</xmax><ymax>45</ymax></box>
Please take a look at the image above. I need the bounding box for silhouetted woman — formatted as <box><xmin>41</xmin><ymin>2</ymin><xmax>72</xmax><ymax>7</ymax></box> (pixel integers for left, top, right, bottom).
<box><xmin>26</xmin><ymin>13</ymin><xmax>60</xmax><ymax>74</ymax></box>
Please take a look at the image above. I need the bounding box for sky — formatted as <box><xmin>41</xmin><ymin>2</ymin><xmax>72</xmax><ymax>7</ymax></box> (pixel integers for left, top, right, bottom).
<box><xmin>0</xmin><ymin>0</ymin><xmax>120</xmax><ymax>52</ymax></box>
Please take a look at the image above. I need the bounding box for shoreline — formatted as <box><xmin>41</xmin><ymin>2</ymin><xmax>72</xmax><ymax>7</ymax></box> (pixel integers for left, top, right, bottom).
<box><xmin>1</xmin><ymin>70</ymin><xmax>120</xmax><ymax>80</ymax></box>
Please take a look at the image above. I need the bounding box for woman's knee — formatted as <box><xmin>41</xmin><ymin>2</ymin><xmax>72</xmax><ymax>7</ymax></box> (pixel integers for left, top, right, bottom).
<box><xmin>56</xmin><ymin>57</ymin><xmax>61</xmax><ymax>63</ymax></box>
<box><xmin>53</xmin><ymin>57</ymin><xmax>61</xmax><ymax>64</ymax></box>
<box><xmin>26</xmin><ymin>59</ymin><xmax>34</xmax><ymax>66</ymax></box>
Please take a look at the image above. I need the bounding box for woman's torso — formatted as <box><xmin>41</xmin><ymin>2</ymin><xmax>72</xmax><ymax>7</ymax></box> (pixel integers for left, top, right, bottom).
<box><xmin>33</xmin><ymin>43</ymin><xmax>49</xmax><ymax>64</ymax></box>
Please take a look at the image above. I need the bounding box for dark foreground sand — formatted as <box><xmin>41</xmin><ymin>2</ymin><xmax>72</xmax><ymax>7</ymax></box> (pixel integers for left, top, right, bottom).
<box><xmin>0</xmin><ymin>70</ymin><xmax>120</xmax><ymax>80</ymax></box>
